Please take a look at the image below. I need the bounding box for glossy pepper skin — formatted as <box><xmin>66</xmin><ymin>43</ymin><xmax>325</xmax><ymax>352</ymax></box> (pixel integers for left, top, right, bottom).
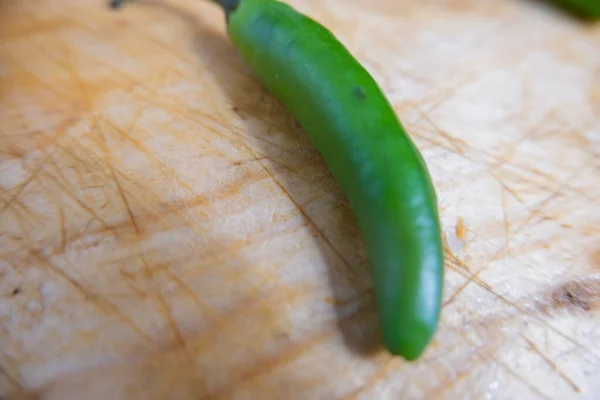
<box><xmin>225</xmin><ymin>0</ymin><xmax>444</xmax><ymax>360</ymax></box>
<box><xmin>111</xmin><ymin>0</ymin><xmax>445</xmax><ymax>361</ymax></box>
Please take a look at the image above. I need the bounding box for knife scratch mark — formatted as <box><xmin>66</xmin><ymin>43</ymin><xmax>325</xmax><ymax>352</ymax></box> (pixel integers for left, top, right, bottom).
<box><xmin>416</xmin><ymin>110</ymin><xmax>469</xmax><ymax>157</ymax></box>
<box><xmin>403</xmin><ymin>120</ymin><xmax>476</xmax><ymax>163</ymax></box>
<box><xmin>10</xmin><ymin>66</ymin><xmax>77</xmax><ymax>104</ymax></box>
<box><xmin>119</xmin><ymin>269</ymin><xmax>150</xmax><ymax>299</ymax></box>
<box><xmin>113</xmin><ymin>167</ymin><xmax>140</xmax><ymax>235</ymax></box>
<box><xmin>0</xmin><ymin>15</ymin><xmax>72</xmax><ymax>41</ymax></box>
<box><xmin>41</xmin><ymin>171</ymin><xmax>114</xmax><ymax>235</ymax></box>
<box><xmin>208</xmin><ymin>329</ymin><xmax>335</xmax><ymax>399</ymax></box>
<box><xmin>421</xmin><ymin>369</ymin><xmax>471</xmax><ymax>400</ymax></box>
<box><xmin>263</xmin><ymin>153</ymin><xmax>321</xmax><ymax>184</ymax></box>
<box><xmin>483</xmin><ymin>353</ymin><xmax>552</xmax><ymax>400</ymax></box>
<box><xmin>491</xmin><ymin>108</ymin><xmax>557</xmax><ymax>171</ymax></box>
<box><xmin>443</xmin><ymin>262</ymin><xmax>492</xmax><ymax>309</ymax></box>
<box><xmin>106</xmin><ymin>4</ymin><xmax>197</xmax><ymax>66</ymax></box>
<box><xmin>183</xmin><ymin>105</ymin><xmax>360</xmax><ymax>277</ymax></box>
<box><xmin>266</xmin><ymin>164</ymin><xmax>358</xmax><ymax>276</ymax></box>
<box><xmin>453</xmin><ymin>237</ymin><xmax>600</xmax><ymax>360</ymax></box>
<box><xmin>103</xmin><ymin>118</ymin><xmax>210</xmax><ymax>210</ymax></box>
<box><xmin>58</xmin><ymin>204</ymin><xmax>66</xmax><ymax>252</ymax></box>
<box><xmin>443</xmin><ymin>278</ymin><xmax>476</xmax><ymax>309</ymax></box>
<box><xmin>0</xmin><ymin>188</ymin><xmax>37</xmax><ymax>240</ymax></box>
<box><xmin>52</xmin><ymin>139</ymin><xmax>101</xmax><ymax>177</ymax></box>
<box><xmin>510</xmin><ymin>157</ymin><xmax>591</xmax><ymax>235</ymax></box>
<box><xmin>522</xmin><ymin>335</ymin><xmax>581</xmax><ymax>393</ymax></box>
<box><xmin>502</xmin><ymin>189</ymin><xmax>510</xmax><ymax>249</ymax></box>
<box><xmin>95</xmin><ymin>114</ymin><xmax>190</xmax><ymax>359</ymax></box>
<box><xmin>0</xmin><ymin>185</ymin><xmax>43</xmax><ymax>226</ymax></box>
<box><xmin>508</xmin><ymin>159</ymin><xmax>596</xmax><ymax>204</ymax></box>
<box><xmin>476</xmin><ymin>275</ymin><xmax>600</xmax><ymax>361</ymax></box>
<box><xmin>0</xmin><ymin>363</ymin><xmax>22</xmax><ymax>391</ymax></box>
<box><xmin>163</xmin><ymin>268</ymin><xmax>221</xmax><ymax>322</ymax></box>
<box><xmin>182</xmin><ymin>220</ymin><xmax>309</xmax><ymax>284</ymax></box>
<box><xmin>30</xmin><ymin>250</ymin><xmax>154</xmax><ymax>343</ymax></box>
<box><xmin>170</xmin><ymin>231</ymin><xmax>312</xmax><ymax>343</ymax></box>
<box><xmin>343</xmin><ymin>358</ymin><xmax>397</xmax><ymax>400</ymax></box>
<box><xmin>443</xmin><ymin>154</ymin><xmax>593</xmax><ymax>310</ymax></box>
<box><xmin>150</xmin><ymin>260</ymin><xmax>191</xmax><ymax>359</ymax></box>
<box><xmin>404</xmin><ymin>119</ymin><xmax>575</xmax><ymax>223</ymax></box>
<box><xmin>0</xmin><ymin>129</ymin><xmax>67</xmax><ymax>218</ymax></box>
<box><xmin>411</xmin><ymin>109</ymin><xmax>596</xmax><ymax>211</ymax></box>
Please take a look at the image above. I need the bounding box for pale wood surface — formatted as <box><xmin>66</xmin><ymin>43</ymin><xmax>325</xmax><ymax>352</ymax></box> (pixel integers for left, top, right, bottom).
<box><xmin>1</xmin><ymin>0</ymin><xmax>600</xmax><ymax>399</ymax></box>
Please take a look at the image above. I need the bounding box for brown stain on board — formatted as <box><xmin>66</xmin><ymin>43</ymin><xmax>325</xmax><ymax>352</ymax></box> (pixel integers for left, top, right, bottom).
<box><xmin>541</xmin><ymin>277</ymin><xmax>600</xmax><ymax>314</ymax></box>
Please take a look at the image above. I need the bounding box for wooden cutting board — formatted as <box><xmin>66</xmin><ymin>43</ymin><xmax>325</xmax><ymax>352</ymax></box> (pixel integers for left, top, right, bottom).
<box><xmin>1</xmin><ymin>0</ymin><xmax>599</xmax><ymax>398</ymax></box>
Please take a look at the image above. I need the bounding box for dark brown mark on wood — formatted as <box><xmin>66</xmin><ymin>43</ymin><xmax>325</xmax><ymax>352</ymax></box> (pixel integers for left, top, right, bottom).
<box><xmin>12</xmin><ymin>287</ymin><xmax>20</xmax><ymax>296</ymax></box>
<box><xmin>232</xmin><ymin>105</ymin><xmax>247</xmax><ymax>120</ymax></box>
<box><xmin>539</xmin><ymin>278</ymin><xmax>600</xmax><ymax>314</ymax></box>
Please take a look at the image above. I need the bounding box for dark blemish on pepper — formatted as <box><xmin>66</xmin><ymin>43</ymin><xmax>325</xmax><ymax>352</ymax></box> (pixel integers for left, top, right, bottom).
<box><xmin>354</xmin><ymin>86</ymin><xmax>366</xmax><ymax>100</ymax></box>
<box><xmin>286</xmin><ymin>40</ymin><xmax>296</xmax><ymax>52</ymax></box>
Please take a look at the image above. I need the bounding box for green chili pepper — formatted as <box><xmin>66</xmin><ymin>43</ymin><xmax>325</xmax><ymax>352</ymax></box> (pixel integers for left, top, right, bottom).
<box><xmin>549</xmin><ymin>0</ymin><xmax>600</xmax><ymax>19</ymax></box>
<box><xmin>111</xmin><ymin>0</ymin><xmax>445</xmax><ymax>361</ymax></box>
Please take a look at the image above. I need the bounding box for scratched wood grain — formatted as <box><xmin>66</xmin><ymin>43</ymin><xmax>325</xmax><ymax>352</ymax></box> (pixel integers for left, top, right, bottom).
<box><xmin>1</xmin><ymin>0</ymin><xmax>599</xmax><ymax>399</ymax></box>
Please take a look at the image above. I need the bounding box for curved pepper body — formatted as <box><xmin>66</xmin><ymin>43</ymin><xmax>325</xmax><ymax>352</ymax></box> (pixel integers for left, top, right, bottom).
<box><xmin>227</xmin><ymin>0</ymin><xmax>444</xmax><ymax>360</ymax></box>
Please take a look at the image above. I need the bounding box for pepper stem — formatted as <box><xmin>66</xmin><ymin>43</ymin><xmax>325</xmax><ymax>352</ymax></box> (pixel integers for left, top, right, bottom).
<box><xmin>109</xmin><ymin>0</ymin><xmax>240</xmax><ymax>14</ymax></box>
<box><xmin>213</xmin><ymin>0</ymin><xmax>241</xmax><ymax>11</ymax></box>
<box><xmin>109</xmin><ymin>0</ymin><xmax>130</xmax><ymax>9</ymax></box>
